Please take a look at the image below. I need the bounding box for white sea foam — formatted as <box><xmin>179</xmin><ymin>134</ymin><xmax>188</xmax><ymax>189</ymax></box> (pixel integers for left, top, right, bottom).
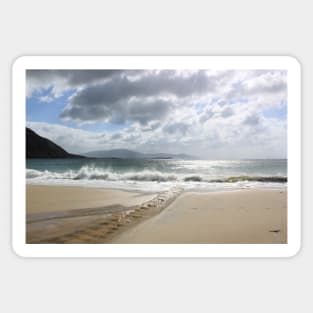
<box><xmin>26</xmin><ymin>166</ymin><xmax>178</xmax><ymax>182</ymax></box>
<box><xmin>26</xmin><ymin>165</ymin><xmax>287</xmax><ymax>192</ymax></box>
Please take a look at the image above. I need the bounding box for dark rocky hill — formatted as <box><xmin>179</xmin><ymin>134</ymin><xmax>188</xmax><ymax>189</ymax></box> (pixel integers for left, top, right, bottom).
<box><xmin>26</xmin><ymin>128</ymin><xmax>84</xmax><ymax>159</ymax></box>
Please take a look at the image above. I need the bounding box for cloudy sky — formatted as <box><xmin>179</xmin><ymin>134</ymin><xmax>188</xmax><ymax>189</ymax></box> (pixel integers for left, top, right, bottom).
<box><xmin>26</xmin><ymin>69</ymin><xmax>287</xmax><ymax>159</ymax></box>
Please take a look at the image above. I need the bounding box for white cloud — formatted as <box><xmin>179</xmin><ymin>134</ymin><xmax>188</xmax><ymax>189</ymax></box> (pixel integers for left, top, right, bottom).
<box><xmin>26</xmin><ymin>69</ymin><xmax>287</xmax><ymax>158</ymax></box>
<box><xmin>38</xmin><ymin>95</ymin><xmax>54</xmax><ymax>103</ymax></box>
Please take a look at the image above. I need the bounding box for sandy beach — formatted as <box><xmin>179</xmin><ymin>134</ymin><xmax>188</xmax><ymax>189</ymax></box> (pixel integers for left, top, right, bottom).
<box><xmin>26</xmin><ymin>185</ymin><xmax>155</xmax><ymax>214</ymax></box>
<box><xmin>112</xmin><ymin>189</ymin><xmax>287</xmax><ymax>244</ymax></box>
<box><xmin>26</xmin><ymin>185</ymin><xmax>156</xmax><ymax>243</ymax></box>
<box><xmin>26</xmin><ymin>185</ymin><xmax>287</xmax><ymax>244</ymax></box>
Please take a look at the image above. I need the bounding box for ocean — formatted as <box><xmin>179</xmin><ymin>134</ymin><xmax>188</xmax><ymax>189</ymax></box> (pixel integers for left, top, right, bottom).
<box><xmin>26</xmin><ymin>158</ymin><xmax>287</xmax><ymax>192</ymax></box>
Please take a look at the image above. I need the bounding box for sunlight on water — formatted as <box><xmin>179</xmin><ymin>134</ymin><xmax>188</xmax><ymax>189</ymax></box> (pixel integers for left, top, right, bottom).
<box><xmin>26</xmin><ymin>159</ymin><xmax>287</xmax><ymax>192</ymax></box>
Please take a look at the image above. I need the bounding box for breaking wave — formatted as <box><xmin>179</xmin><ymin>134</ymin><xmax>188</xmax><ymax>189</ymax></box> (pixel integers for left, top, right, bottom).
<box><xmin>26</xmin><ymin>166</ymin><xmax>287</xmax><ymax>184</ymax></box>
<box><xmin>211</xmin><ymin>176</ymin><xmax>287</xmax><ymax>183</ymax></box>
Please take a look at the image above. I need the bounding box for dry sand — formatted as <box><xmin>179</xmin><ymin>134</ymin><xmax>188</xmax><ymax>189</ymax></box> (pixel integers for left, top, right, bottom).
<box><xmin>112</xmin><ymin>189</ymin><xmax>287</xmax><ymax>244</ymax></box>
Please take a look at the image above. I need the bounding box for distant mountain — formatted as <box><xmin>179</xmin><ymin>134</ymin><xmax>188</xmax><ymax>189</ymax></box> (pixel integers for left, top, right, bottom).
<box><xmin>26</xmin><ymin>128</ymin><xmax>84</xmax><ymax>159</ymax></box>
<box><xmin>84</xmin><ymin>149</ymin><xmax>143</xmax><ymax>159</ymax></box>
<box><xmin>84</xmin><ymin>149</ymin><xmax>195</xmax><ymax>159</ymax></box>
<box><xmin>145</xmin><ymin>152</ymin><xmax>195</xmax><ymax>159</ymax></box>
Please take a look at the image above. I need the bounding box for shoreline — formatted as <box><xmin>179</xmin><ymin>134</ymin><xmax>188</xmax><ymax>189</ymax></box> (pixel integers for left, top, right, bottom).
<box><xmin>26</xmin><ymin>180</ymin><xmax>287</xmax><ymax>194</ymax></box>
<box><xmin>26</xmin><ymin>184</ymin><xmax>287</xmax><ymax>244</ymax></box>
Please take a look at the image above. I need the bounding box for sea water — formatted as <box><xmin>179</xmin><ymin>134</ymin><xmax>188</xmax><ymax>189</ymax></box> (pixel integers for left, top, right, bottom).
<box><xmin>26</xmin><ymin>158</ymin><xmax>287</xmax><ymax>192</ymax></box>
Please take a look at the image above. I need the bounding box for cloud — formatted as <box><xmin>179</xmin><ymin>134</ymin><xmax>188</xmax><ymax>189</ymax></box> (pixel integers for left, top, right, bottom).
<box><xmin>163</xmin><ymin>122</ymin><xmax>190</xmax><ymax>136</ymax></box>
<box><xmin>221</xmin><ymin>107</ymin><xmax>234</xmax><ymax>118</ymax></box>
<box><xmin>26</xmin><ymin>70</ymin><xmax>122</xmax><ymax>97</ymax></box>
<box><xmin>26</xmin><ymin>121</ymin><xmax>108</xmax><ymax>154</ymax></box>
<box><xmin>59</xmin><ymin>70</ymin><xmax>217</xmax><ymax>124</ymax></box>
<box><xmin>26</xmin><ymin>69</ymin><xmax>288</xmax><ymax>158</ymax></box>
<box><xmin>141</xmin><ymin>121</ymin><xmax>161</xmax><ymax>132</ymax></box>
<box><xmin>38</xmin><ymin>95</ymin><xmax>54</xmax><ymax>103</ymax></box>
<box><xmin>243</xmin><ymin>113</ymin><xmax>260</xmax><ymax>125</ymax></box>
<box><xmin>243</xmin><ymin>71</ymin><xmax>287</xmax><ymax>95</ymax></box>
<box><xmin>199</xmin><ymin>108</ymin><xmax>215</xmax><ymax>123</ymax></box>
<box><xmin>224</xmin><ymin>70</ymin><xmax>287</xmax><ymax>102</ymax></box>
<box><xmin>110</xmin><ymin>133</ymin><xmax>122</xmax><ymax>140</ymax></box>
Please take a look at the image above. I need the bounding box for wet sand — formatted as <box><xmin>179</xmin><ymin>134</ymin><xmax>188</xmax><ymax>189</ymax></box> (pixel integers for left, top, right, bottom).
<box><xmin>26</xmin><ymin>185</ymin><xmax>181</xmax><ymax>243</ymax></box>
<box><xmin>26</xmin><ymin>185</ymin><xmax>154</xmax><ymax>214</ymax></box>
<box><xmin>26</xmin><ymin>185</ymin><xmax>156</xmax><ymax>243</ymax></box>
<box><xmin>112</xmin><ymin>189</ymin><xmax>287</xmax><ymax>244</ymax></box>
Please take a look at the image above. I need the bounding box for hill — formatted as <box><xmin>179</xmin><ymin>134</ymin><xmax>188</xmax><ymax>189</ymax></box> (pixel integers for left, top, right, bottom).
<box><xmin>26</xmin><ymin>128</ymin><xmax>84</xmax><ymax>159</ymax></box>
<box><xmin>84</xmin><ymin>149</ymin><xmax>195</xmax><ymax>159</ymax></box>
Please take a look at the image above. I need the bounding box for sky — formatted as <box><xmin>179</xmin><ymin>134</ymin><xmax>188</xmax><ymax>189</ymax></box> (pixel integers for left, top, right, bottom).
<box><xmin>26</xmin><ymin>69</ymin><xmax>287</xmax><ymax>159</ymax></box>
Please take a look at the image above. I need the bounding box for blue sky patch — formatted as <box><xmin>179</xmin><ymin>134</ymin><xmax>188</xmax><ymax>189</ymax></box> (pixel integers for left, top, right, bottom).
<box><xmin>27</xmin><ymin>88</ymin><xmax>132</xmax><ymax>133</ymax></box>
<box><xmin>263</xmin><ymin>100</ymin><xmax>287</xmax><ymax>119</ymax></box>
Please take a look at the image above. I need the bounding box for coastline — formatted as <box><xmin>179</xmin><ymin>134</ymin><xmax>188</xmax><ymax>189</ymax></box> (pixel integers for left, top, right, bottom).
<box><xmin>26</xmin><ymin>184</ymin><xmax>287</xmax><ymax>244</ymax></box>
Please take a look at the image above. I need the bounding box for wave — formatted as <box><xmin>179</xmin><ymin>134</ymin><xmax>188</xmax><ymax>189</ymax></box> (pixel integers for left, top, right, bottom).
<box><xmin>183</xmin><ymin>175</ymin><xmax>203</xmax><ymax>182</ymax></box>
<box><xmin>26</xmin><ymin>166</ymin><xmax>287</xmax><ymax>184</ymax></box>
<box><xmin>26</xmin><ymin>166</ymin><xmax>178</xmax><ymax>182</ymax></box>
<box><xmin>210</xmin><ymin>176</ymin><xmax>287</xmax><ymax>183</ymax></box>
